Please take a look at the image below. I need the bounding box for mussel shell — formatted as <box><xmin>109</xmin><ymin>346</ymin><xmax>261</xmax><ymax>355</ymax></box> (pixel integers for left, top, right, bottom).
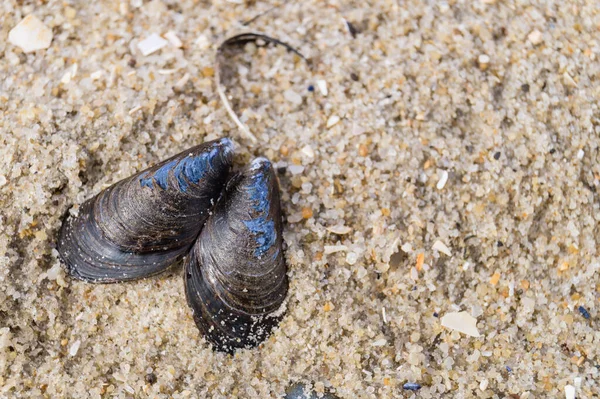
<box><xmin>58</xmin><ymin>138</ymin><xmax>234</xmax><ymax>283</ymax></box>
<box><xmin>185</xmin><ymin>157</ymin><xmax>288</xmax><ymax>353</ymax></box>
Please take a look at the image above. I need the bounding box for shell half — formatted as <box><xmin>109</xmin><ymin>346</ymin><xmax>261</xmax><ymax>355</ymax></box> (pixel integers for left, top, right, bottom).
<box><xmin>185</xmin><ymin>157</ymin><xmax>288</xmax><ymax>353</ymax></box>
<box><xmin>57</xmin><ymin>138</ymin><xmax>234</xmax><ymax>283</ymax></box>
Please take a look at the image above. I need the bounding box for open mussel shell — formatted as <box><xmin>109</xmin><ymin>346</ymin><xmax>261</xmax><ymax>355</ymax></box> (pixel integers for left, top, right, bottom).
<box><xmin>185</xmin><ymin>157</ymin><xmax>288</xmax><ymax>353</ymax></box>
<box><xmin>57</xmin><ymin>138</ymin><xmax>234</xmax><ymax>283</ymax></box>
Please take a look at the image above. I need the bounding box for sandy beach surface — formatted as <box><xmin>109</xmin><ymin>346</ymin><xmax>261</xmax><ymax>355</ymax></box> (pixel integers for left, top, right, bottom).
<box><xmin>1</xmin><ymin>1</ymin><xmax>599</xmax><ymax>398</ymax></box>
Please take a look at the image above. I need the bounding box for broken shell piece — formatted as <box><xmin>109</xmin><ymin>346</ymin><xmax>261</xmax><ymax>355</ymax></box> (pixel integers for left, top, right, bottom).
<box><xmin>432</xmin><ymin>240</ymin><xmax>452</xmax><ymax>256</ymax></box>
<box><xmin>441</xmin><ymin>311</ymin><xmax>481</xmax><ymax>337</ymax></box>
<box><xmin>326</xmin><ymin>115</ymin><xmax>340</xmax><ymax>128</ymax></box>
<box><xmin>138</xmin><ymin>33</ymin><xmax>168</xmax><ymax>56</ymax></box>
<box><xmin>164</xmin><ymin>31</ymin><xmax>183</xmax><ymax>48</ymax></box>
<box><xmin>8</xmin><ymin>15</ymin><xmax>53</xmax><ymax>53</ymax></box>
<box><xmin>327</xmin><ymin>225</ymin><xmax>352</xmax><ymax>235</ymax></box>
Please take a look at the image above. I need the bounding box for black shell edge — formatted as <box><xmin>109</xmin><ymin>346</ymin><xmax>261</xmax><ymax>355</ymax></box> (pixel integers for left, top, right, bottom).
<box><xmin>57</xmin><ymin>202</ymin><xmax>193</xmax><ymax>284</ymax></box>
<box><xmin>184</xmin><ymin>249</ymin><xmax>288</xmax><ymax>354</ymax></box>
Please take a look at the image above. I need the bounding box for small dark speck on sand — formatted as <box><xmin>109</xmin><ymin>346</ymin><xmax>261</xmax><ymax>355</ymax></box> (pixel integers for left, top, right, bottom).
<box><xmin>145</xmin><ymin>373</ymin><xmax>157</xmax><ymax>384</ymax></box>
<box><xmin>549</xmin><ymin>148</ymin><xmax>556</xmax><ymax>154</ymax></box>
<box><xmin>579</xmin><ymin>306</ymin><xmax>591</xmax><ymax>319</ymax></box>
<box><xmin>494</xmin><ymin>152</ymin><xmax>501</xmax><ymax>160</ymax></box>
<box><xmin>308</xmin><ymin>85</ymin><xmax>314</xmax><ymax>92</ymax></box>
<box><xmin>506</xmin><ymin>366</ymin><xmax>512</xmax><ymax>373</ymax></box>
<box><xmin>521</xmin><ymin>83</ymin><xmax>530</xmax><ymax>93</ymax></box>
<box><xmin>497</xmin><ymin>241</ymin><xmax>504</xmax><ymax>247</ymax></box>
<box><xmin>403</xmin><ymin>383</ymin><xmax>421</xmax><ymax>391</ymax></box>
<box><xmin>350</xmin><ymin>72</ymin><xmax>359</xmax><ymax>81</ymax></box>
<box><xmin>345</xmin><ymin>20</ymin><xmax>359</xmax><ymax>38</ymax></box>
<box><xmin>433</xmin><ymin>312</ymin><xmax>439</xmax><ymax>318</ymax></box>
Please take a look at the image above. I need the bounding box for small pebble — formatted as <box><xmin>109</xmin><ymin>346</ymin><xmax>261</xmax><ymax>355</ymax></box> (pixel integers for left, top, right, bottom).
<box><xmin>478</xmin><ymin>54</ymin><xmax>490</xmax><ymax>70</ymax></box>
<box><xmin>317</xmin><ymin>80</ymin><xmax>328</xmax><ymax>96</ymax></box>
<box><xmin>90</xmin><ymin>70</ymin><xmax>103</xmax><ymax>81</ymax></box>
<box><xmin>493</xmin><ymin>152</ymin><xmax>501</xmax><ymax>160</ymax></box>
<box><xmin>578</xmin><ymin>306</ymin><xmax>590</xmax><ymax>319</ymax></box>
<box><xmin>574</xmin><ymin>377</ymin><xmax>582</xmax><ymax>388</ymax></box>
<box><xmin>436</xmin><ymin>170</ymin><xmax>449</xmax><ymax>190</ymax></box>
<box><xmin>479</xmin><ymin>379</ymin><xmax>489</xmax><ymax>391</ymax></box>
<box><xmin>288</xmin><ymin>165</ymin><xmax>304</xmax><ymax>175</ymax></box>
<box><xmin>284</xmin><ymin>89</ymin><xmax>303</xmax><ymax>105</ymax></box>
<box><xmin>69</xmin><ymin>340</ymin><xmax>81</xmax><ymax>356</ymax></box>
<box><xmin>326</xmin><ymin>115</ymin><xmax>341</xmax><ymax>128</ymax></box>
<box><xmin>138</xmin><ymin>33</ymin><xmax>168</xmax><ymax>56</ymax></box>
<box><xmin>577</xmin><ymin>149</ymin><xmax>584</xmax><ymax>160</ymax></box>
<box><xmin>145</xmin><ymin>373</ymin><xmax>157</xmax><ymax>384</ymax></box>
<box><xmin>308</xmin><ymin>85</ymin><xmax>315</xmax><ymax>92</ymax></box>
<box><xmin>528</xmin><ymin>29</ymin><xmax>543</xmax><ymax>45</ymax></box>
<box><xmin>195</xmin><ymin>35</ymin><xmax>210</xmax><ymax>49</ymax></box>
<box><xmin>403</xmin><ymin>383</ymin><xmax>421</xmax><ymax>391</ymax></box>
<box><xmin>9</xmin><ymin>15</ymin><xmax>53</xmax><ymax>53</ymax></box>
<box><xmin>506</xmin><ymin>366</ymin><xmax>512</xmax><ymax>373</ymax></box>
<box><xmin>301</xmin><ymin>145</ymin><xmax>315</xmax><ymax>158</ymax></box>
<box><xmin>345</xmin><ymin>252</ymin><xmax>358</xmax><ymax>265</ymax></box>
<box><xmin>164</xmin><ymin>31</ymin><xmax>183</xmax><ymax>48</ymax></box>
<box><xmin>371</xmin><ymin>338</ymin><xmax>387</xmax><ymax>347</ymax></box>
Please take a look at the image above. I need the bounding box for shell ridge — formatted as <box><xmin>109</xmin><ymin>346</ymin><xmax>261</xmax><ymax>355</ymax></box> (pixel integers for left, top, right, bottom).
<box><xmin>183</xmin><ymin>156</ymin><xmax>288</xmax><ymax>353</ymax></box>
<box><xmin>58</xmin><ymin>139</ymin><xmax>233</xmax><ymax>283</ymax></box>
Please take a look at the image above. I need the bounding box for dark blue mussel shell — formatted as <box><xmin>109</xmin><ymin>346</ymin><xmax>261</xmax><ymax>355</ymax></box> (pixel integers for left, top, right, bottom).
<box><xmin>57</xmin><ymin>138</ymin><xmax>234</xmax><ymax>283</ymax></box>
<box><xmin>185</xmin><ymin>157</ymin><xmax>288</xmax><ymax>353</ymax></box>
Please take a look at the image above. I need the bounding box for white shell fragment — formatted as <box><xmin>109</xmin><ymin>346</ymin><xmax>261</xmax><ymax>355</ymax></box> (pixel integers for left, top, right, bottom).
<box><xmin>69</xmin><ymin>340</ymin><xmax>81</xmax><ymax>356</ymax></box>
<box><xmin>324</xmin><ymin>245</ymin><xmax>348</xmax><ymax>254</ymax></box>
<box><xmin>327</xmin><ymin>225</ymin><xmax>352</xmax><ymax>235</ymax></box>
<box><xmin>317</xmin><ymin>79</ymin><xmax>328</xmax><ymax>96</ymax></box>
<box><xmin>436</xmin><ymin>170</ymin><xmax>449</xmax><ymax>190</ymax></box>
<box><xmin>432</xmin><ymin>240</ymin><xmax>452</xmax><ymax>256</ymax></box>
<box><xmin>8</xmin><ymin>15</ymin><xmax>53</xmax><ymax>53</ymax></box>
<box><xmin>164</xmin><ymin>31</ymin><xmax>183</xmax><ymax>48</ymax></box>
<box><xmin>371</xmin><ymin>338</ymin><xmax>387</xmax><ymax>347</ymax></box>
<box><xmin>441</xmin><ymin>311</ymin><xmax>481</xmax><ymax>337</ymax></box>
<box><xmin>326</xmin><ymin>115</ymin><xmax>341</xmax><ymax>128</ymax></box>
<box><xmin>565</xmin><ymin>385</ymin><xmax>575</xmax><ymax>399</ymax></box>
<box><xmin>138</xmin><ymin>33</ymin><xmax>168</xmax><ymax>56</ymax></box>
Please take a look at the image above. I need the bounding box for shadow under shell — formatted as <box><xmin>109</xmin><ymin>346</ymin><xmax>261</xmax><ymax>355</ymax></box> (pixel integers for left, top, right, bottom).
<box><xmin>185</xmin><ymin>157</ymin><xmax>288</xmax><ymax>353</ymax></box>
<box><xmin>57</xmin><ymin>138</ymin><xmax>234</xmax><ymax>283</ymax></box>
